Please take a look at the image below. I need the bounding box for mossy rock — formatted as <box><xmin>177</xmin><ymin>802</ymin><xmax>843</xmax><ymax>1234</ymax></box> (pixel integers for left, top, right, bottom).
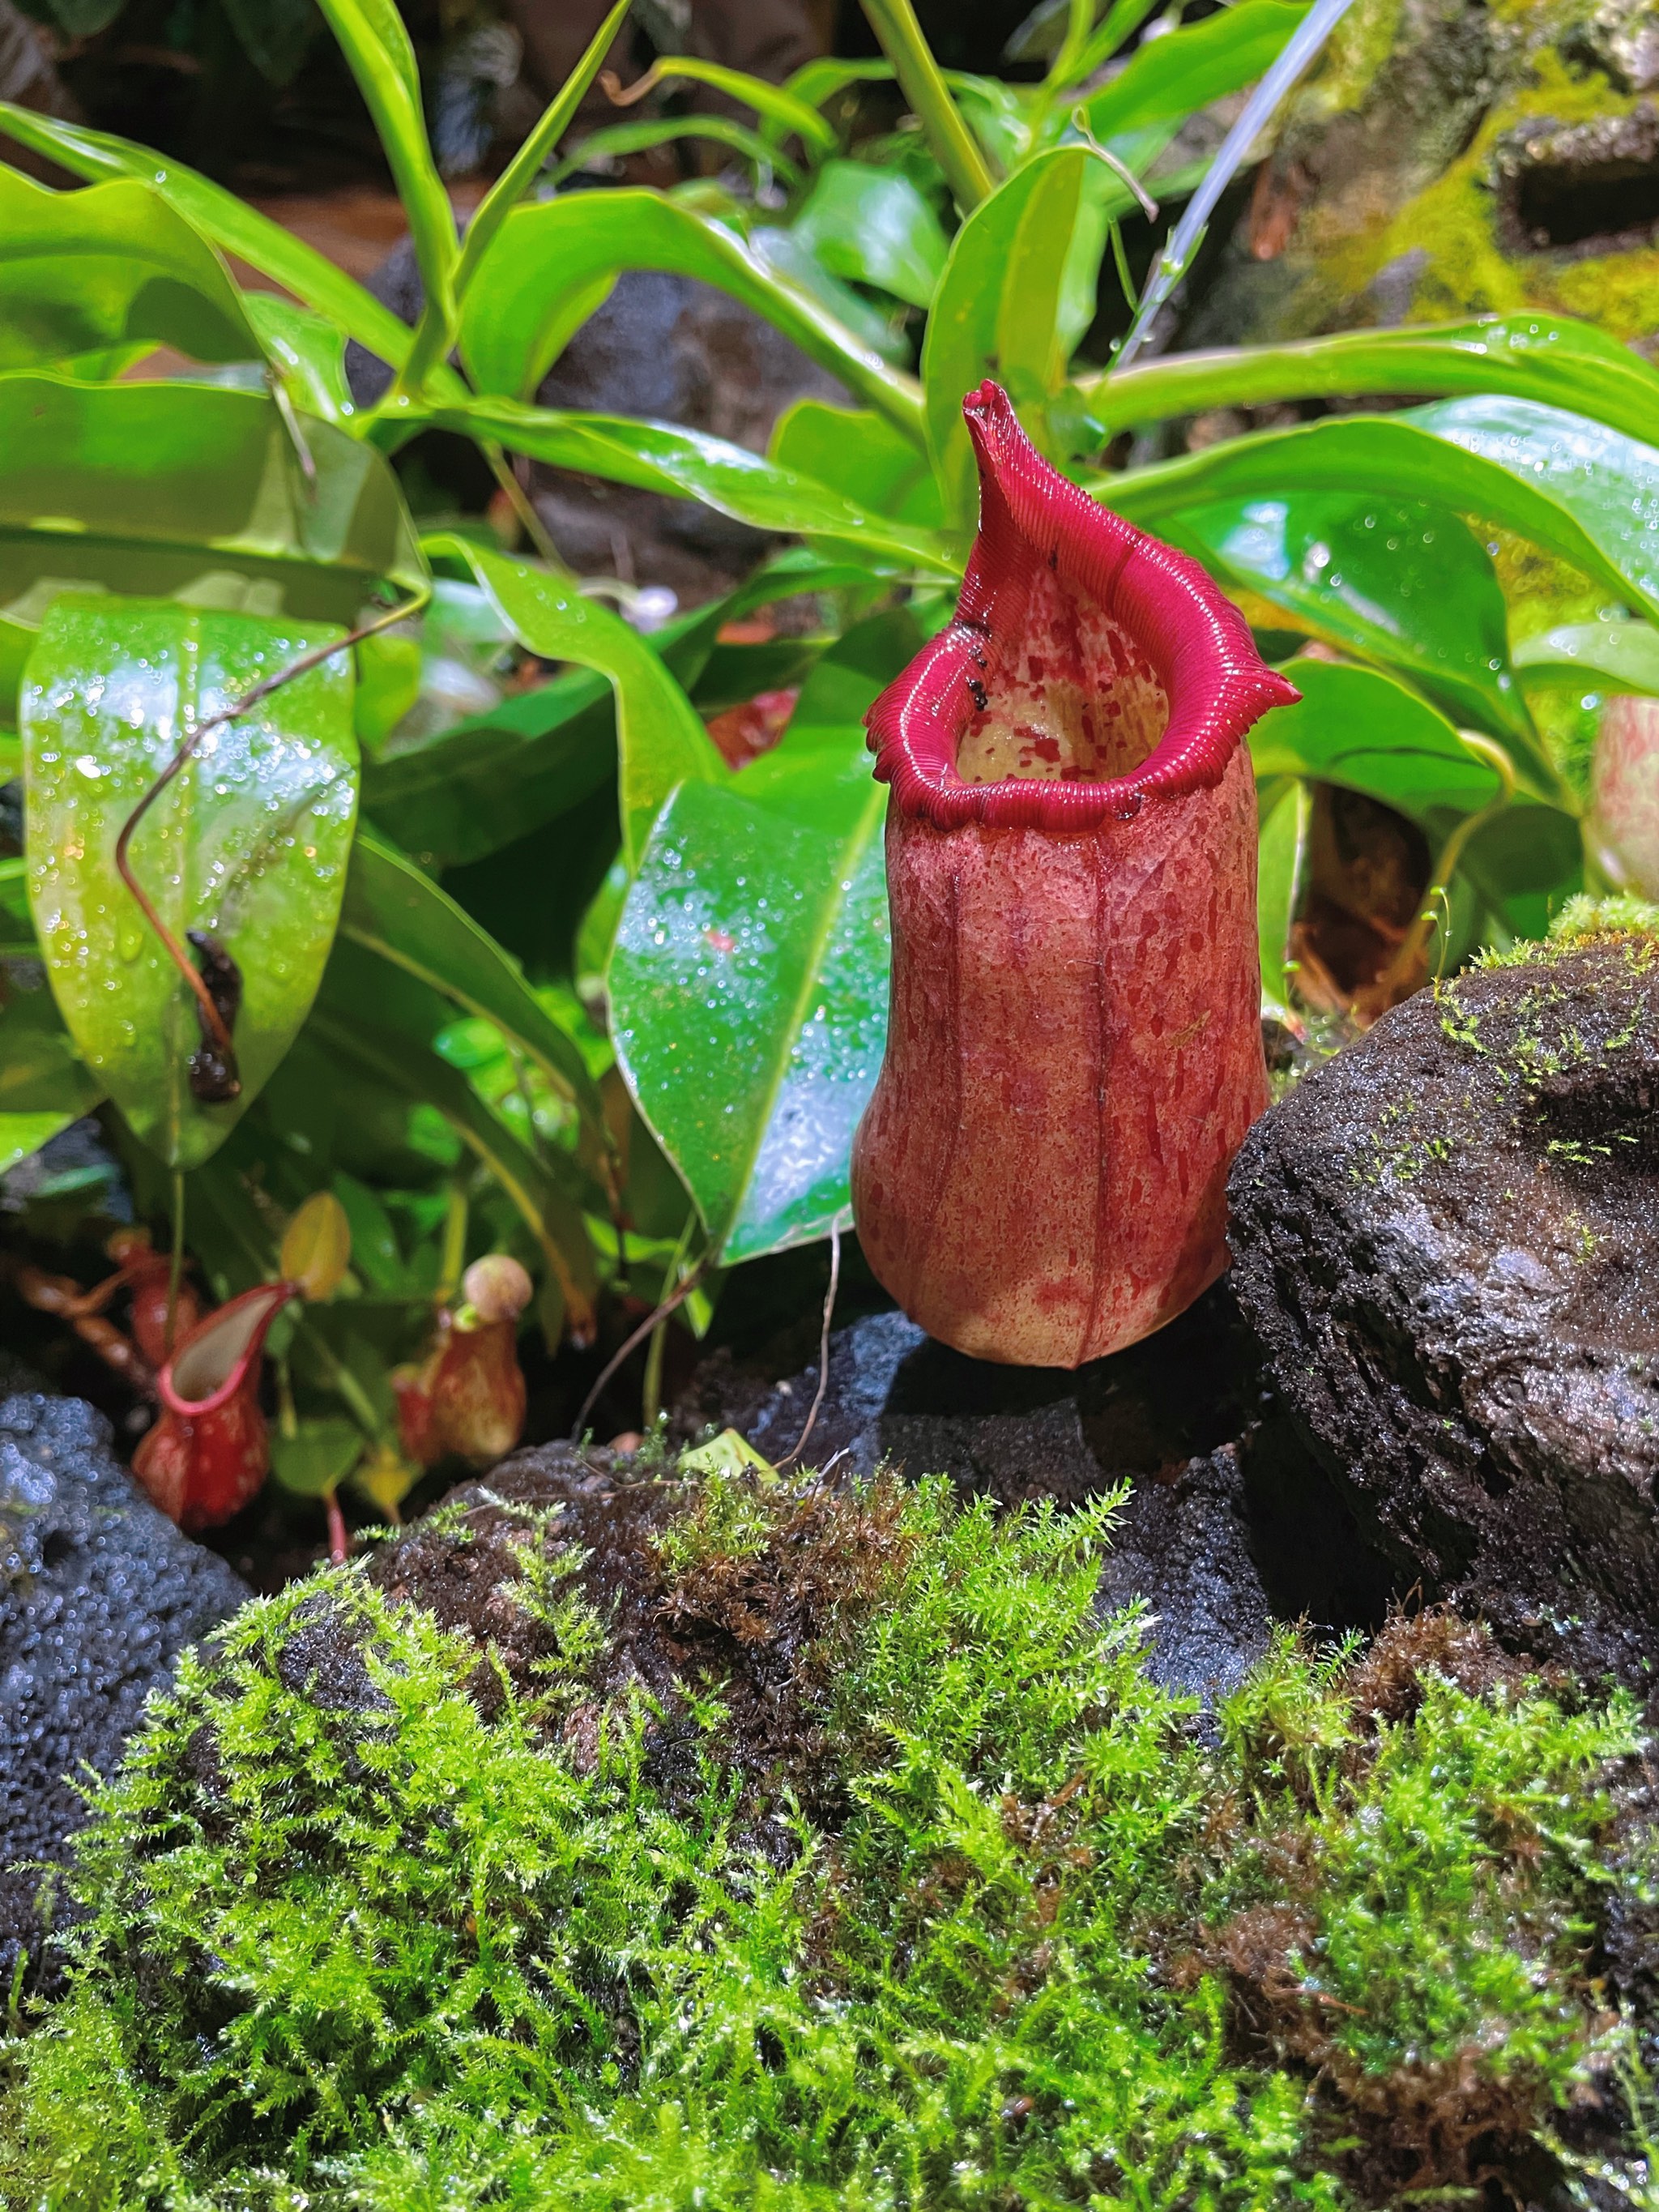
<box><xmin>3</xmin><ymin>1445</ymin><xmax>1657</xmax><ymax>2207</ymax></box>
<box><xmin>1188</xmin><ymin>0</ymin><xmax>1659</xmax><ymax>353</ymax></box>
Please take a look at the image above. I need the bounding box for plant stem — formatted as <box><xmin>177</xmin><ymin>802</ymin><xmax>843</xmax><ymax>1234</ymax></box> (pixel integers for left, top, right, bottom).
<box><xmin>1384</xmin><ymin>733</ymin><xmax>1517</xmax><ymax>995</ymax></box>
<box><xmin>322</xmin><ymin>1484</ymin><xmax>350</xmax><ymax>1565</ymax></box>
<box><xmin>454</xmin><ymin>0</ymin><xmax>633</xmax><ymax>299</ymax></box>
<box><xmin>777</xmin><ymin>1223</ymin><xmax>840</xmax><ymax>1471</ymax></box>
<box><xmin>439</xmin><ymin>1183</ymin><xmax>469</xmax><ymax>1306</ymax></box>
<box><xmin>484</xmin><ymin>442</ymin><xmax>561</xmax><ymax>566</ymax></box>
<box><xmin>165</xmin><ymin>1169</ymin><xmax>186</xmax><ymax>1356</ymax></box>
<box><xmin>571</xmin><ymin>1262</ymin><xmax>705</xmax><ymax>1441</ymax></box>
<box><xmin>859</xmin><ymin>0</ymin><xmax>996</xmax><ymax>213</ymax></box>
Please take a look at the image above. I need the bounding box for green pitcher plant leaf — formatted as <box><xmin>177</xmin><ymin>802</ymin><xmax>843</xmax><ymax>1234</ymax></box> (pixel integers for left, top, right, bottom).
<box><xmin>361</xmin><ymin>660</ymin><xmax>624</xmax><ymax>870</ymax></box>
<box><xmin>0</xmin><ymin>108</ymin><xmax>420</xmax><ymax>378</ymax></box>
<box><xmin>1256</xmin><ymin>777</ymin><xmax>1310</xmax><ymax>1019</ymax></box>
<box><xmin>244</xmin><ymin>296</ymin><xmax>360</xmax><ymax>431</ymax></box>
<box><xmin>22</xmin><ymin>599</ymin><xmax>360</xmax><ymax>1169</ymax></box>
<box><xmin>424</xmin><ymin>534</ymin><xmax>724</xmax><ymax>870</ymax></box>
<box><xmin>610</xmin><ymin>772</ymin><xmax>889</xmax><ymax>1266</ymax></box>
<box><xmin>456</xmin><ymin>190</ymin><xmax>926</xmax><ymax>440</ymax></box>
<box><xmin>309</xmin><ymin>0</ymin><xmax>456</xmax><ymax>394</ymax></box>
<box><xmin>770</xmin><ymin>399</ymin><xmax>944</xmax><ymax>524</ymax></box>
<box><xmin>0</xmin><ymin>976</ymin><xmax>104</xmax><ymax>1117</ymax></box>
<box><xmin>454</xmin><ymin>0</ymin><xmax>632</xmax><ymax>299</ymax></box>
<box><xmin>1514</xmin><ymin>617</ymin><xmax>1659</xmax><ymax>696</ymax></box>
<box><xmin>790</xmin><ymin>160</ymin><xmax>953</xmax><ymax>310</ymax></box>
<box><xmin>608</xmin><ymin>615</ymin><xmax>915</xmax><ymax>1264</ymax></box>
<box><xmin>363</xmin><ymin>555</ymin><xmax>865</xmax><ymax>869</ymax></box>
<box><xmin>0</xmin><ymin>375</ymin><xmax>427</xmax><ymax>633</ymax></box>
<box><xmin>1076</xmin><ymin>0</ymin><xmax>1310</xmax><ymax>141</ymax></box>
<box><xmin>0</xmin><ymin>854</ymin><xmax>32</xmax><ymax>946</ymax></box>
<box><xmin>923</xmin><ymin>147</ymin><xmax>1091</xmax><ymax>530</ymax></box>
<box><xmin>1250</xmin><ymin>657</ymin><xmax>1511</xmax><ymax>818</ymax></box>
<box><xmin>1172</xmin><ymin>493</ymin><xmax>1533</xmax><ymax>744</ymax></box>
<box><xmin>1406</xmin><ymin>395</ymin><xmax>1659</xmax><ymax>620</ymax></box>
<box><xmin>340</xmin><ymin>830</ymin><xmax>609</xmax><ymax>1145</ymax></box>
<box><xmin>435</xmin><ymin>399</ymin><xmax>957</xmax><ymax>577</ymax></box>
<box><xmin>1074</xmin><ymin>314</ymin><xmax>1659</xmax><ymax>451</ymax></box>
<box><xmin>0</xmin><ymin>1108</ymin><xmax>83</xmax><ymax>1178</ymax></box>
<box><xmin>1106</xmin><ymin>408</ymin><xmax>1659</xmax><ymax>657</ymax></box>
<box><xmin>0</xmin><ymin>169</ymin><xmax>262</xmax><ymax>376</ymax></box>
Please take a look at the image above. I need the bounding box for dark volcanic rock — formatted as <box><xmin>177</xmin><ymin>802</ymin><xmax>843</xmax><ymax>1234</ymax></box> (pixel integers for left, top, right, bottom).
<box><xmin>677</xmin><ymin>1287</ymin><xmax>1395</xmax><ymax>1702</ymax></box>
<box><xmin>1229</xmin><ymin>939</ymin><xmax>1659</xmax><ymax>1687</ymax></box>
<box><xmin>0</xmin><ymin>1393</ymin><xmax>248</xmax><ymax>1987</ymax></box>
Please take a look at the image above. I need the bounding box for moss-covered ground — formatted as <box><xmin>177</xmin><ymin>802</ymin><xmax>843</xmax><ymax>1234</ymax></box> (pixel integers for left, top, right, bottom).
<box><xmin>2</xmin><ymin>1450</ymin><xmax>1657</xmax><ymax>2209</ymax></box>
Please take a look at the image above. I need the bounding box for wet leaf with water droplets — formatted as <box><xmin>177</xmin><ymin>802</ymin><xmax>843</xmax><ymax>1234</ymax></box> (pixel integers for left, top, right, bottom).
<box><xmin>21</xmin><ymin>599</ymin><xmax>358</xmax><ymax>1168</ymax></box>
<box><xmin>608</xmin><ymin>616</ymin><xmax>911</xmax><ymax>1263</ymax></box>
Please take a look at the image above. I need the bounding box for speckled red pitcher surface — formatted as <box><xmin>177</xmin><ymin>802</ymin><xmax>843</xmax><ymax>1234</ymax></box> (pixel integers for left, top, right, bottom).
<box><xmin>851</xmin><ymin>382</ymin><xmax>1299</xmax><ymax>1369</ymax></box>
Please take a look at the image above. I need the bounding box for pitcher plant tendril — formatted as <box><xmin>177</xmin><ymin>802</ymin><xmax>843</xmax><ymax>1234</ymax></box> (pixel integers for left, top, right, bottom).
<box><xmin>851</xmin><ymin>382</ymin><xmax>1298</xmax><ymax>1368</ymax></box>
<box><xmin>112</xmin><ymin>597</ymin><xmax>420</xmax><ymax>1105</ymax></box>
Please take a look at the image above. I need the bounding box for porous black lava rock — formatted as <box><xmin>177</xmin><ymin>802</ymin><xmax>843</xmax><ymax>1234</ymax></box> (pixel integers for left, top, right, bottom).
<box><xmin>0</xmin><ymin>1393</ymin><xmax>248</xmax><ymax>1988</ymax></box>
<box><xmin>676</xmin><ymin>1287</ymin><xmax>1394</xmax><ymax>1702</ymax></box>
<box><xmin>1229</xmin><ymin>939</ymin><xmax>1659</xmax><ymax>1688</ymax></box>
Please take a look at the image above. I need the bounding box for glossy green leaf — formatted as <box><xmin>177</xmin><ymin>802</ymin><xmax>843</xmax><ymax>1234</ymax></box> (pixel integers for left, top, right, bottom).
<box><xmin>0</xmin><ymin>169</ymin><xmax>261</xmax><ymax>373</ymax></box>
<box><xmin>608</xmin><ymin>613</ymin><xmax>916</xmax><ymax>1263</ymax></box>
<box><xmin>0</xmin><ymin>612</ymin><xmax>30</xmax><ymax>731</ymax></box>
<box><xmin>245</xmin><ymin>294</ymin><xmax>358</xmax><ymax>429</ymax></box>
<box><xmin>0</xmin><ymin>976</ymin><xmax>103</xmax><ymax>1117</ymax></box>
<box><xmin>1107</xmin><ymin>408</ymin><xmax>1659</xmax><ymax>634</ymax></box>
<box><xmin>1514</xmin><ymin>617</ymin><xmax>1659</xmax><ymax>696</ymax></box>
<box><xmin>1078</xmin><ymin>0</ymin><xmax>1307</xmax><ymax>139</ymax></box>
<box><xmin>0</xmin><ymin>375</ymin><xmax>426</xmax><ymax>630</ymax></box>
<box><xmin>1408</xmin><ymin>395</ymin><xmax>1659</xmax><ymax>618</ymax></box>
<box><xmin>924</xmin><ymin>148</ymin><xmax>1090</xmax><ymax>529</ymax></box>
<box><xmin>551</xmin><ymin>116</ymin><xmax>802</xmax><ymax>190</ymax></box>
<box><xmin>779</xmin><ymin>56</ymin><xmax>894</xmax><ymax>114</ymax></box>
<box><xmin>1256</xmin><ymin>777</ymin><xmax>1309</xmax><ymax>1016</ymax></box>
<box><xmin>454</xmin><ymin>0</ymin><xmax>630</xmax><ymax>299</ymax></box>
<box><xmin>0</xmin><ymin>1108</ymin><xmax>80</xmax><ymax>1176</ymax></box>
<box><xmin>611</xmin><ymin>771</ymin><xmax>888</xmax><ymax>1264</ymax></box>
<box><xmin>0</xmin><ymin>856</ymin><xmax>31</xmax><ymax>946</ymax></box>
<box><xmin>310</xmin><ymin>0</ymin><xmax>455</xmax><ymax>382</ymax></box>
<box><xmin>791</xmin><ymin>160</ymin><xmax>951</xmax><ymax>310</ymax></box>
<box><xmin>0</xmin><ymin>105</ymin><xmax>420</xmax><ymax>377</ymax></box>
<box><xmin>1075</xmin><ymin>313</ymin><xmax>1659</xmax><ymax>448</ymax></box>
<box><xmin>424</xmin><ymin>536</ymin><xmax>722</xmax><ymax>869</ymax></box>
<box><xmin>1249</xmin><ymin>658</ymin><xmax>1503</xmax><ymax>818</ymax></box>
<box><xmin>639</xmin><ymin>58</ymin><xmax>838</xmax><ymax>156</ymax></box>
<box><xmin>309</xmin><ymin>1003</ymin><xmax>599</xmax><ymax>1336</ymax></box>
<box><xmin>770</xmin><ymin>399</ymin><xmax>943</xmax><ymax>524</ymax></box>
<box><xmin>457</xmin><ymin>190</ymin><xmax>926</xmax><ymax>438</ymax></box>
<box><xmin>271</xmin><ymin>1416</ymin><xmax>365</xmax><ymax>1497</ymax></box>
<box><xmin>1173</xmin><ymin>493</ymin><xmax>1532</xmax><ymax>741</ymax></box>
<box><xmin>340</xmin><ymin>831</ymin><xmax>608</xmax><ymax>1137</ymax></box>
<box><xmin>745</xmin><ymin>225</ymin><xmax>912</xmax><ymax>366</ymax></box>
<box><xmin>363</xmin><ymin>556</ymin><xmax>860</xmax><ymax>869</ymax></box>
<box><xmin>23</xmin><ymin>600</ymin><xmax>359</xmax><ymax>1168</ymax></box>
<box><xmin>434</xmin><ymin>398</ymin><xmax>955</xmax><ymax>579</ymax></box>
<box><xmin>363</xmin><ymin>660</ymin><xmax>617</xmax><ymax>869</ymax></box>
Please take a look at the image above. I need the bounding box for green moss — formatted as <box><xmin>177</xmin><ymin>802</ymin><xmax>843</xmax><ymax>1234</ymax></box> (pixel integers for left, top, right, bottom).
<box><xmin>0</xmin><ymin>1469</ymin><xmax>1651</xmax><ymax>2210</ymax></box>
<box><xmin>1317</xmin><ymin>45</ymin><xmax>1659</xmax><ymax>340</ymax></box>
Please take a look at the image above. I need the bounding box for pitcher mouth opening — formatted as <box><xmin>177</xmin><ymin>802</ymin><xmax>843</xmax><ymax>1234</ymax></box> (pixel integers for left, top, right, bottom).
<box><xmin>866</xmin><ymin>382</ymin><xmax>1299</xmax><ymax>834</ymax></box>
